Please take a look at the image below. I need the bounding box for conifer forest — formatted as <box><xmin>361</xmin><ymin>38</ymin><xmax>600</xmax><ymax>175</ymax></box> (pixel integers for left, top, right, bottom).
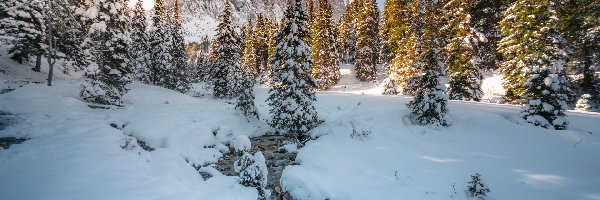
<box><xmin>0</xmin><ymin>0</ymin><xmax>599</xmax><ymax>199</ymax></box>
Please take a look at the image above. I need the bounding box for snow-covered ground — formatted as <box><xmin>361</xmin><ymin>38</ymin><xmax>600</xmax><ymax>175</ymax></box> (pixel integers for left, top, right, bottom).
<box><xmin>1</xmin><ymin>58</ymin><xmax>599</xmax><ymax>200</ymax></box>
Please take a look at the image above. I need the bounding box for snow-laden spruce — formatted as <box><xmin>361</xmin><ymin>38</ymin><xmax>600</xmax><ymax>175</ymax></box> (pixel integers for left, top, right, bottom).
<box><xmin>267</xmin><ymin>0</ymin><xmax>319</xmax><ymax>142</ymax></box>
<box><xmin>211</xmin><ymin>2</ymin><xmax>245</xmax><ymax>99</ymax></box>
<box><xmin>310</xmin><ymin>0</ymin><xmax>340</xmax><ymax>90</ymax></box>
<box><xmin>80</xmin><ymin>0</ymin><xmax>131</xmax><ymax>106</ymax></box>
<box><xmin>406</xmin><ymin>48</ymin><xmax>451</xmax><ymax>127</ymax></box>
<box><xmin>236</xmin><ymin>70</ymin><xmax>259</xmax><ymax>120</ymax></box>
<box><xmin>129</xmin><ymin>0</ymin><xmax>151</xmax><ymax>83</ymax></box>
<box><xmin>234</xmin><ymin>151</ymin><xmax>269</xmax><ymax>200</ymax></box>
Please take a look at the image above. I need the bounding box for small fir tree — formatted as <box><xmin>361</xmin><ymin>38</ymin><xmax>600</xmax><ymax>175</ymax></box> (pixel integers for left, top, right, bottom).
<box><xmin>406</xmin><ymin>48</ymin><xmax>451</xmax><ymax>127</ymax></box>
<box><xmin>236</xmin><ymin>70</ymin><xmax>259</xmax><ymax>120</ymax></box>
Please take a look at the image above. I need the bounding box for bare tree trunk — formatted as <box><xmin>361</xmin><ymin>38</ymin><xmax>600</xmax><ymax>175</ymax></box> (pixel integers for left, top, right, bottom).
<box><xmin>34</xmin><ymin>54</ymin><xmax>42</xmax><ymax>72</ymax></box>
<box><xmin>47</xmin><ymin>56</ymin><xmax>54</xmax><ymax>86</ymax></box>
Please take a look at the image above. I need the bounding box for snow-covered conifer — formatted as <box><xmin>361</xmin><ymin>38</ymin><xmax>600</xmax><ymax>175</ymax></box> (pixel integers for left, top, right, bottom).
<box><xmin>148</xmin><ymin>0</ymin><xmax>171</xmax><ymax>87</ymax></box>
<box><xmin>406</xmin><ymin>48</ymin><xmax>450</xmax><ymax>127</ymax></box>
<box><xmin>169</xmin><ymin>0</ymin><xmax>190</xmax><ymax>93</ymax></box>
<box><xmin>242</xmin><ymin>19</ymin><xmax>258</xmax><ymax>78</ymax></box>
<box><xmin>575</xmin><ymin>94</ymin><xmax>598</xmax><ymax>112</ymax></box>
<box><xmin>212</xmin><ymin>1</ymin><xmax>243</xmax><ymax>99</ymax></box>
<box><xmin>310</xmin><ymin>0</ymin><xmax>340</xmax><ymax>90</ymax></box>
<box><xmin>80</xmin><ymin>0</ymin><xmax>131</xmax><ymax>106</ymax></box>
<box><xmin>234</xmin><ymin>151</ymin><xmax>268</xmax><ymax>200</ymax></box>
<box><xmin>354</xmin><ymin>0</ymin><xmax>378</xmax><ymax>81</ymax></box>
<box><xmin>443</xmin><ymin>0</ymin><xmax>483</xmax><ymax>101</ymax></box>
<box><xmin>129</xmin><ymin>0</ymin><xmax>151</xmax><ymax>83</ymax></box>
<box><xmin>236</xmin><ymin>70</ymin><xmax>259</xmax><ymax>120</ymax></box>
<box><xmin>267</xmin><ymin>0</ymin><xmax>319</xmax><ymax>142</ymax></box>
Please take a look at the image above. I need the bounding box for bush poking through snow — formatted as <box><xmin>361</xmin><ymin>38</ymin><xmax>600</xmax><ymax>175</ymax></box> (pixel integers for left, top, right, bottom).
<box><xmin>234</xmin><ymin>151</ymin><xmax>269</xmax><ymax>200</ymax></box>
<box><xmin>466</xmin><ymin>173</ymin><xmax>490</xmax><ymax>200</ymax></box>
<box><xmin>576</xmin><ymin>94</ymin><xmax>598</xmax><ymax>112</ymax></box>
<box><xmin>382</xmin><ymin>74</ymin><xmax>398</xmax><ymax>95</ymax></box>
<box><xmin>350</xmin><ymin>121</ymin><xmax>371</xmax><ymax>140</ymax></box>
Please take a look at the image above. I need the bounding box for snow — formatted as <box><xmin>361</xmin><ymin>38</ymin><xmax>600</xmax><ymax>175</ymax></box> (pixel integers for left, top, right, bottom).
<box><xmin>1</xmin><ymin>58</ymin><xmax>600</xmax><ymax>200</ymax></box>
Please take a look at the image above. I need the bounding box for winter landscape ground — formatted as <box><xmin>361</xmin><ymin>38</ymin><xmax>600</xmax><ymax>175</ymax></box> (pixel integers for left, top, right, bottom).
<box><xmin>1</xmin><ymin>55</ymin><xmax>599</xmax><ymax>200</ymax></box>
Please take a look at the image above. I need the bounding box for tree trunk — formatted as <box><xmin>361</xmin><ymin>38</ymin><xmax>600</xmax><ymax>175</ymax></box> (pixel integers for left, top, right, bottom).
<box><xmin>34</xmin><ymin>54</ymin><xmax>42</xmax><ymax>72</ymax></box>
<box><xmin>47</xmin><ymin>58</ymin><xmax>54</xmax><ymax>86</ymax></box>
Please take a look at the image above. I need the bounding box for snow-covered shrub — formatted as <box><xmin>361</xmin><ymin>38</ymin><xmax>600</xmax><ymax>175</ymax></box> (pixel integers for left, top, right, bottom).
<box><xmin>382</xmin><ymin>74</ymin><xmax>398</xmax><ymax>95</ymax></box>
<box><xmin>234</xmin><ymin>151</ymin><xmax>269</xmax><ymax>200</ymax></box>
<box><xmin>466</xmin><ymin>173</ymin><xmax>490</xmax><ymax>200</ymax></box>
<box><xmin>80</xmin><ymin>73</ymin><xmax>129</xmax><ymax>106</ymax></box>
<box><xmin>576</xmin><ymin>94</ymin><xmax>598</xmax><ymax>112</ymax></box>
<box><xmin>232</xmin><ymin>135</ymin><xmax>251</xmax><ymax>155</ymax></box>
<box><xmin>350</xmin><ymin>121</ymin><xmax>371</xmax><ymax>140</ymax></box>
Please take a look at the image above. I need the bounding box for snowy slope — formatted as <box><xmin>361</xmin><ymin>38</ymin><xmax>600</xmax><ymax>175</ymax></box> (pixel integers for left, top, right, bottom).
<box><xmin>1</xmin><ymin>60</ymin><xmax>599</xmax><ymax>200</ymax></box>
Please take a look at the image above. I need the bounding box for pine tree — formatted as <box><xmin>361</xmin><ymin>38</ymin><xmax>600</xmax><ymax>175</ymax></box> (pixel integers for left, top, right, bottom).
<box><xmin>337</xmin><ymin>0</ymin><xmax>361</xmax><ymax>64</ymax></box>
<box><xmin>212</xmin><ymin>1</ymin><xmax>243</xmax><ymax>99</ymax></box>
<box><xmin>242</xmin><ymin>19</ymin><xmax>258</xmax><ymax>78</ymax></box>
<box><xmin>0</xmin><ymin>0</ymin><xmax>47</xmax><ymax>71</ymax></box>
<box><xmin>267</xmin><ymin>0</ymin><xmax>319</xmax><ymax>142</ymax></box>
<box><xmin>387</xmin><ymin>0</ymin><xmax>421</xmax><ymax>95</ymax></box>
<box><xmin>234</xmin><ymin>151</ymin><xmax>268</xmax><ymax>200</ymax></box>
<box><xmin>380</xmin><ymin>0</ymin><xmax>403</xmax><ymax>65</ymax></box>
<box><xmin>558</xmin><ymin>0</ymin><xmax>600</xmax><ymax>111</ymax></box>
<box><xmin>310</xmin><ymin>0</ymin><xmax>340</xmax><ymax>90</ymax></box>
<box><xmin>169</xmin><ymin>0</ymin><xmax>190</xmax><ymax>93</ymax></box>
<box><xmin>382</xmin><ymin>73</ymin><xmax>398</xmax><ymax>95</ymax></box>
<box><xmin>406</xmin><ymin>0</ymin><xmax>450</xmax><ymax>127</ymax></box>
<box><xmin>443</xmin><ymin>0</ymin><xmax>483</xmax><ymax>101</ymax></box>
<box><xmin>354</xmin><ymin>0</ymin><xmax>378</xmax><ymax>81</ymax></box>
<box><xmin>498</xmin><ymin>0</ymin><xmax>569</xmax><ymax>129</ymax></box>
<box><xmin>470</xmin><ymin>0</ymin><xmax>502</xmax><ymax>71</ymax></box>
<box><xmin>80</xmin><ymin>0</ymin><xmax>131</xmax><ymax>106</ymax></box>
<box><xmin>407</xmin><ymin>48</ymin><xmax>450</xmax><ymax>126</ymax></box>
<box><xmin>498</xmin><ymin>0</ymin><xmax>568</xmax><ymax>103</ymax></box>
<box><xmin>236</xmin><ymin>70</ymin><xmax>259</xmax><ymax>120</ymax></box>
<box><xmin>129</xmin><ymin>0</ymin><xmax>151</xmax><ymax>83</ymax></box>
<box><xmin>148</xmin><ymin>0</ymin><xmax>171</xmax><ymax>87</ymax></box>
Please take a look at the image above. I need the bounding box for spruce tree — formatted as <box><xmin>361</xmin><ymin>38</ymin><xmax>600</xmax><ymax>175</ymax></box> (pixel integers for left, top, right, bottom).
<box><xmin>559</xmin><ymin>0</ymin><xmax>600</xmax><ymax>111</ymax></box>
<box><xmin>380</xmin><ymin>0</ymin><xmax>403</xmax><ymax>65</ymax></box>
<box><xmin>498</xmin><ymin>0</ymin><xmax>568</xmax><ymax>102</ymax></box>
<box><xmin>212</xmin><ymin>1</ymin><xmax>243</xmax><ymax>99</ymax></box>
<box><xmin>354</xmin><ymin>0</ymin><xmax>378</xmax><ymax>81</ymax></box>
<box><xmin>406</xmin><ymin>48</ymin><xmax>450</xmax><ymax>126</ymax></box>
<box><xmin>267</xmin><ymin>0</ymin><xmax>319</xmax><ymax>142</ymax></box>
<box><xmin>337</xmin><ymin>0</ymin><xmax>361</xmax><ymax>64</ymax></box>
<box><xmin>129</xmin><ymin>0</ymin><xmax>151</xmax><ymax>83</ymax></box>
<box><xmin>310</xmin><ymin>0</ymin><xmax>340</xmax><ymax>90</ymax></box>
<box><xmin>80</xmin><ymin>0</ymin><xmax>131</xmax><ymax>106</ymax></box>
<box><xmin>443</xmin><ymin>0</ymin><xmax>484</xmax><ymax>101</ymax></box>
<box><xmin>0</xmin><ymin>0</ymin><xmax>47</xmax><ymax>71</ymax></box>
<box><xmin>498</xmin><ymin>0</ymin><xmax>569</xmax><ymax>129</ymax></box>
<box><xmin>242</xmin><ymin>19</ymin><xmax>258</xmax><ymax>78</ymax></box>
<box><xmin>148</xmin><ymin>0</ymin><xmax>171</xmax><ymax>87</ymax></box>
<box><xmin>388</xmin><ymin>0</ymin><xmax>420</xmax><ymax>95</ymax></box>
<box><xmin>470</xmin><ymin>0</ymin><xmax>502</xmax><ymax>71</ymax></box>
<box><xmin>406</xmin><ymin>0</ymin><xmax>450</xmax><ymax>127</ymax></box>
<box><xmin>169</xmin><ymin>0</ymin><xmax>190</xmax><ymax>93</ymax></box>
<box><xmin>236</xmin><ymin>70</ymin><xmax>259</xmax><ymax>120</ymax></box>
